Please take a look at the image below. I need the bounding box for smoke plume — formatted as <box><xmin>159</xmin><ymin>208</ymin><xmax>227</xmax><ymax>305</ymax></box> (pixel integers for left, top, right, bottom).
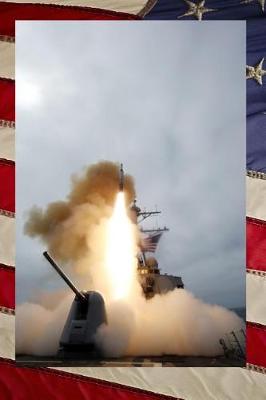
<box><xmin>24</xmin><ymin>160</ymin><xmax>135</xmax><ymax>265</ymax></box>
<box><xmin>96</xmin><ymin>290</ymin><xmax>244</xmax><ymax>357</ymax></box>
<box><xmin>17</xmin><ymin>161</ymin><xmax>244</xmax><ymax>358</ymax></box>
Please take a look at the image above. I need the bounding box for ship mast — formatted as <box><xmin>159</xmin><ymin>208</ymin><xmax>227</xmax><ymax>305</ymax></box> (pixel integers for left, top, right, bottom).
<box><xmin>131</xmin><ymin>199</ymin><xmax>169</xmax><ymax>233</ymax></box>
<box><xmin>131</xmin><ymin>199</ymin><xmax>169</xmax><ymax>266</ymax></box>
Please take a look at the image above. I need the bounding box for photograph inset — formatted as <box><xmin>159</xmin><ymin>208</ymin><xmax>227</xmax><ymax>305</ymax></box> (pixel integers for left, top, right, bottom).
<box><xmin>16</xmin><ymin>21</ymin><xmax>246</xmax><ymax>367</ymax></box>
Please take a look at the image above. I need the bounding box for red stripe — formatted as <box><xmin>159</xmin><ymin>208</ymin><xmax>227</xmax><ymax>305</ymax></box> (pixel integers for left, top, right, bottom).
<box><xmin>246</xmin><ymin>217</ymin><xmax>266</xmax><ymax>272</ymax></box>
<box><xmin>247</xmin><ymin>322</ymin><xmax>266</xmax><ymax>368</ymax></box>
<box><xmin>0</xmin><ymin>359</ymin><xmax>178</xmax><ymax>400</ymax></box>
<box><xmin>0</xmin><ymin>78</ymin><xmax>15</xmax><ymax>122</ymax></box>
<box><xmin>0</xmin><ymin>2</ymin><xmax>139</xmax><ymax>37</ymax></box>
<box><xmin>0</xmin><ymin>265</ymin><xmax>15</xmax><ymax>310</ymax></box>
<box><xmin>0</xmin><ymin>159</ymin><xmax>15</xmax><ymax>214</ymax></box>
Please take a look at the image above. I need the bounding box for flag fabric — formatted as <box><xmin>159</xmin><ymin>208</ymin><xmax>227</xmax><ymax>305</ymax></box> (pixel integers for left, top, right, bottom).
<box><xmin>142</xmin><ymin>0</ymin><xmax>266</xmax><ymax>19</ymax></box>
<box><xmin>141</xmin><ymin>232</ymin><xmax>162</xmax><ymax>253</ymax></box>
<box><xmin>0</xmin><ymin>1</ymin><xmax>266</xmax><ymax>398</ymax></box>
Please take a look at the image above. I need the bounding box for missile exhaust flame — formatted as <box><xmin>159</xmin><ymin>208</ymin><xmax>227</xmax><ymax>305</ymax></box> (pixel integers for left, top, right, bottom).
<box><xmin>105</xmin><ymin>191</ymin><xmax>137</xmax><ymax>301</ymax></box>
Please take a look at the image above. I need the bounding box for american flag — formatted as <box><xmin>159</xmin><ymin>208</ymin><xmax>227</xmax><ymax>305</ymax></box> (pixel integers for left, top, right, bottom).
<box><xmin>0</xmin><ymin>1</ymin><xmax>265</xmax><ymax>399</ymax></box>
<box><xmin>141</xmin><ymin>232</ymin><xmax>162</xmax><ymax>253</ymax></box>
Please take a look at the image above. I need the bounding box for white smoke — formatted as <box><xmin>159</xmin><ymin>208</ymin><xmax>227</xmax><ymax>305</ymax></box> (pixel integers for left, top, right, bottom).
<box><xmin>96</xmin><ymin>290</ymin><xmax>244</xmax><ymax>357</ymax></box>
<box><xmin>16</xmin><ymin>295</ymin><xmax>73</xmax><ymax>356</ymax></box>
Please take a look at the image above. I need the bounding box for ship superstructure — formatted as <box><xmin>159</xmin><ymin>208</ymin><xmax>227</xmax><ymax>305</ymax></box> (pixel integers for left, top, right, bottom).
<box><xmin>130</xmin><ymin>200</ymin><xmax>184</xmax><ymax>299</ymax></box>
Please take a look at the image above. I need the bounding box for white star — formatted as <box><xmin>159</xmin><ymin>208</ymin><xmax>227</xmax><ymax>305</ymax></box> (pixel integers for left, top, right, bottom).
<box><xmin>246</xmin><ymin>58</ymin><xmax>266</xmax><ymax>86</ymax></box>
<box><xmin>178</xmin><ymin>0</ymin><xmax>216</xmax><ymax>21</ymax></box>
<box><xmin>242</xmin><ymin>0</ymin><xmax>265</xmax><ymax>12</ymax></box>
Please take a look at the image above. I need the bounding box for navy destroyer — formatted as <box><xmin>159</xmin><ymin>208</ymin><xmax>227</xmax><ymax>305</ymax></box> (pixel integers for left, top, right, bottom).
<box><xmin>130</xmin><ymin>199</ymin><xmax>184</xmax><ymax>298</ymax></box>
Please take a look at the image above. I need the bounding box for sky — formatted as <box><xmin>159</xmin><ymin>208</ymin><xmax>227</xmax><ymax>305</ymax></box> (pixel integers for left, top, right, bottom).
<box><xmin>16</xmin><ymin>21</ymin><xmax>246</xmax><ymax>308</ymax></box>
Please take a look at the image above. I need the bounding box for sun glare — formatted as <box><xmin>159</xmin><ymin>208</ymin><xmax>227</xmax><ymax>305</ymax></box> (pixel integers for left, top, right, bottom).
<box><xmin>17</xmin><ymin>79</ymin><xmax>42</xmax><ymax>109</ymax></box>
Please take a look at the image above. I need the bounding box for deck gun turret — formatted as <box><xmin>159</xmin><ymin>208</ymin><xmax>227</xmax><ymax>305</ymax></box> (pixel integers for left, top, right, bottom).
<box><xmin>43</xmin><ymin>251</ymin><xmax>107</xmax><ymax>358</ymax></box>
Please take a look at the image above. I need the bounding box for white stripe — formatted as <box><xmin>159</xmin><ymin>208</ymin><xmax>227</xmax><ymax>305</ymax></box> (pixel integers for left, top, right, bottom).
<box><xmin>0</xmin><ymin>41</ymin><xmax>14</xmax><ymax>80</ymax></box>
<box><xmin>2</xmin><ymin>0</ymin><xmax>147</xmax><ymax>14</ymax></box>
<box><xmin>0</xmin><ymin>126</ymin><xmax>15</xmax><ymax>161</ymax></box>
<box><xmin>247</xmin><ymin>273</ymin><xmax>266</xmax><ymax>326</ymax></box>
<box><xmin>0</xmin><ymin>313</ymin><xmax>14</xmax><ymax>359</ymax></box>
<box><xmin>247</xmin><ymin>175</ymin><xmax>266</xmax><ymax>221</ymax></box>
<box><xmin>0</xmin><ymin>215</ymin><xmax>15</xmax><ymax>266</ymax></box>
<box><xmin>56</xmin><ymin>366</ymin><xmax>266</xmax><ymax>399</ymax></box>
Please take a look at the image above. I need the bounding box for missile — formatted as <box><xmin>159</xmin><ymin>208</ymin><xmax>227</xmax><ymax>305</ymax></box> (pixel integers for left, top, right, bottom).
<box><xmin>119</xmin><ymin>163</ymin><xmax>124</xmax><ymax>191</ymax></box>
